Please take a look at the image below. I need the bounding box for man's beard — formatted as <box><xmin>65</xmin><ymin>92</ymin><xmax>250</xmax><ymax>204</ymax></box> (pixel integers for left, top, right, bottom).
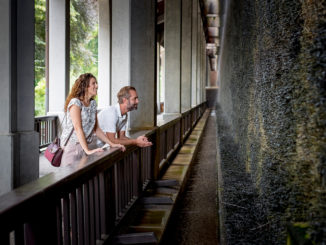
<box><xmin>127</xmin><ymin>100</ymin><xmax>137</xmax><ymax>111</ymax></box>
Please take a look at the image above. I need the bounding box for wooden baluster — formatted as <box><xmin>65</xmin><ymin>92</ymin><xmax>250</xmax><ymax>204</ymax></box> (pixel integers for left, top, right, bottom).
<box><xmin>13</xmin><ymin>225</ymin><xmax>24</xmax><ymax>245</ymax></box>
<box><xmin>133</xmin><ymin>150</ymin><xmax>139</xmax><ymax>197</ymax></box>
<box><xmin>0</xmin><ymin>231</ymin><xmax>9</xmax><ymax>245</ymax></box>
<box><xmin>56</xmin><ymin>198</ymin><xmax>63</xmax><ymax>245</ymax></box>
<box><xmin>99</xmin><ymin>172</ymin><xmax>108</xmax><ymax>236</ymax></box>
<box><xmin>70</xmin><ymin>191</ymin><xmax>78</xmax><ymax>245</ymax></box>
<box><xmin>124</xmin><ymin>157</ymin><xmax>128</xmax><ymax>208</ymax></box>
<box><xmin>77</xmin><ymin>187</ymin><xmax>84</xmax><ymax>245</ymax></box>
<box><xmin>83</xmin><ymin>183</ymin><xmax>90</xmax><ymax>245</ymax></box>
<box><xmin>125</xmin><ymin>156</ymin><xmax>130</xmax><ymax>205</ymax></box>
<box><xmin>88</xmin><ymin>179</ymin><xmax>95</xmax><ymax>245</ymax></box>
<box><xmin>94</xmin><ymin>175</ymin><xmax>101</xmax><ymax>241</ymax></box>
<box><xmin>62</xmin><ymin>196</ymin><xmax>71</xmax><ymax>245</ymax></box>
<box><xmin>108</xmin><ymin>168</ymin><xmax>117</xmax><ymax>227</ymax></box>
<box><xmin>114</xmin><ymin>164</ymin><xmax>120</xmax><ymax>219</ymax></box>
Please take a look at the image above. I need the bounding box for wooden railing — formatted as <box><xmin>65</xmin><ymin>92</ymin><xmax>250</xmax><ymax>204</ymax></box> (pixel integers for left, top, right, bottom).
<box><xmin>34</xmin><ymin>115</ymin><xmax>58</xmax><ymax>150</ymax></box>
<box><xmin>1</xmin><ymin>102</ymin><xmax>207</xmax><ymax>245</ymax></box>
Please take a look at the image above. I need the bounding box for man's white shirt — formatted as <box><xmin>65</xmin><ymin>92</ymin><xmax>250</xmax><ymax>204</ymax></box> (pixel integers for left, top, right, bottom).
<box><xmin>97</xmin><ymin>103</ymin><xmax>128</xmax><ymax>144</ymax></box>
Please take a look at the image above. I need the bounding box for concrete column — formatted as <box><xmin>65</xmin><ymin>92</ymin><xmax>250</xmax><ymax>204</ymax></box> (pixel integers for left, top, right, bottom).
<box><xmin>181</xmin><ymin>0</ymin><xmax>192</xmax><ymax>112</ymax></box>
<box><xmin>129</xmin><ymin>0</ymin><xmax>156</xmax><ymax>129</ymax></box>
<box><xmin>196</xmin><ymin>11</ymin><xmax>201</xmax><ymax>105</ymax></box>
<box><xmin>48</xmin><ymin>0</ymin><xmax>69</xmax><ymax>113</ymax></box>
<box><xmin>191</xmin><ymin>0</ymin><xmax>198</xmax><ymax>106</ymax></box>
<box><xmin>201</xmin><ymin>32</ymin><xmax>205</xmax><ymax>102</ymax></box>
<box><xmin>111</xmin><ymin>0</ymin><xmax>130</xmax><ymax>104</ymax></box>
<box><xmin>98</xmin><ymin>0</ymin><xmax>111</xmax><ymax>109</ymax></box>
<box><xmin>0</xmin><ymin>0</ymin><xmax>39</xmax><ymax>195</ymax></box>
<box><xmin>164</xmin><ymin>0</ymin><xmax>181</xmax><ymax>113</ymax></box>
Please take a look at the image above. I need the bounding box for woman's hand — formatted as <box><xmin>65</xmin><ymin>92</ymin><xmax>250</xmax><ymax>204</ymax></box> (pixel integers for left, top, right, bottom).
<box><xmin>111</xmin><ymin>143</ymin><xmax>126</xmax><ymax>152</ymax></box>
<box><xmin>85</xmin><ymin>147</ymin><xmax>104</xmax><ymax>155</ymax></box>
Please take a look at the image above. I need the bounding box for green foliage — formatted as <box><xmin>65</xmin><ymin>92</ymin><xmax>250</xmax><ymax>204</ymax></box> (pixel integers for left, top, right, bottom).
<box><xmin>70</xmin><ymin>0</ymin><xmax>98</xmax><ymax>85</ymax></box>
<box><xmin>35</xmin><ymin>0</ymin><xmax>46</xmax><ymax>86</ymax></box>
<box><xmin>34</xmin><ymin>0</ymin><xmax>99</xmax><ymax>115</ymax></box>
<box><xmin>35</xmin><ymin>78</ymin><xmax>46</xmax><ymax>116</ymax></box>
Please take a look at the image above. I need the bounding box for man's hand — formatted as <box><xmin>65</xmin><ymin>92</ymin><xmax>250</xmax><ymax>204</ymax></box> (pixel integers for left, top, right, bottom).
<box><xmin>111</xmin><ymin>143</ymin><xmax>126</xmax><ymax>152</ymax></box>
<box><xmin>135</xmin><ymin>135</ymin><xmax>153</xmax><ymax>147</ymax></box>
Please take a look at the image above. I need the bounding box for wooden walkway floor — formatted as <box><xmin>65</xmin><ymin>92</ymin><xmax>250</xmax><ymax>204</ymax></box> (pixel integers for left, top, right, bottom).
<box><xmin>160</xmin><ymin>110</ymin><xmax>219</xmax><ymax>245</ymax></box>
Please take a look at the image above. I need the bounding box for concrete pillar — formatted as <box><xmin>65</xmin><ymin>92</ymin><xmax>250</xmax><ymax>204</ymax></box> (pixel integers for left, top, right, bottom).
<box><xmin>129</xmin><ymin>0</ymin><xmax>156</xmax><ymax>129</ymax></box>
<box><xmin>111</xmin><ymin>0</ymin><xmax>156</xmax><ymax>128</ymax></box>
<box><xmin>156</xmin><ymin>42</ymin><xmax>161</xmax><ymax>113</ymax></box>
<box><xmin>98</xmin><ymin>0</ymin><xmax>111</xmax><ymax>109</ymax></box>
<box><xmin>196</xmin><ymin>11</ymin><xmax>201</xmax><ymax>105</ymax></box>
<box><xmin>202</xmin><ymin>32</ymin><xmax>206</xmax><ymax>102</ymax></box>
<box><xmin>181</xmin><ymin>0</ymin><xmax>192</xmax><ymax>112</ymax></box>
<box><xmin>160</xmin><ymin>49</ymin><xmax>165</xmax><ymax>111</ymax></box>
<box><xmin>111</xmin><ymin>0</ymin><xmax>130</xmax><ymax>104</ymax></box>
<box><xmin>48</xmin><ymin>0</ymin><xmax>69</xmax><ymax>113</ymax></box>
<box><xmin>164</xmin><ymin>0</ymin><xmax>181</xmax><ymax>113</ymax></box>
<box><xmin>191</xmin><ymin>0</ymin><xmax>198</xmax><ymax>106</ymax></box>
<box><xmin>0</xmin><ymin>0</ymin><xmax>39</xmax><ymax>195</ymax></box>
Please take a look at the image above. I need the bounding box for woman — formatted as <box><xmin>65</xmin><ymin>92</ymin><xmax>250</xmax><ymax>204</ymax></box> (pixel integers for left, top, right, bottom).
<box><xmin>60</xmin><ymin>73</ymin><xmax>125</xmax><ymax>166</ymax></box>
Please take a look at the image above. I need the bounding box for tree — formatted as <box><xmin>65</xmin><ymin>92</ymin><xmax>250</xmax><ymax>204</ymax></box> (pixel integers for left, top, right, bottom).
<box><xmin>34</xmin><ymin>0</ymin><xmax>99</xmax><ymax>116</ymax></box>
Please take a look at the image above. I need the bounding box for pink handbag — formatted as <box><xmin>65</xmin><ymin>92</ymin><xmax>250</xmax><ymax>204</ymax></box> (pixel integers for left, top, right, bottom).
<box><xmin>44</xmin><ymin>129</ymin><xmax>73</xmax><ymax>167</ymax></box>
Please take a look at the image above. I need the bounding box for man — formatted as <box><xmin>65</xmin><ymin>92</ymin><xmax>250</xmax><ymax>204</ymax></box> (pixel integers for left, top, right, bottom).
<box><xmin>98</xmin><ymin>86</ymin><xmax>152</xmax><ymax>147</ymax></box>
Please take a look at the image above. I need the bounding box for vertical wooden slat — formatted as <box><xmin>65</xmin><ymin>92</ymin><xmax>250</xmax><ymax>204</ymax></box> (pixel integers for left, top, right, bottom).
<box><xmin>83</xmin><ymin>184</ymin><xmax>90</xmax><ymax>245</ymax></box>
<box><xmin>125</xmin><ymin>156</ymin><xmax>130</xmax><ymax>205</ymax></box>
<box><xmin>56</xmin><ymin>198</ymin><xmax>63</xmax><ymax>245</ymax></box>
<box><xmin>39</xmin><ymin>199</ymin><xmax>60</xmax><ymax>245</ymax></box>
<box><xmin>114</xmin><ymin>164</ymin><xmax>120</xmax><ymax>219</ymax></box>
<box><xmin>134</xmin><ymin>150</ymin><xmax>139</xmax><ymax>197</ymax></box>
<box><xmin>46</xmin><ymin>120</ymin><xmax>48</xmax><ymax>144</ymax></box>
<box><xmin>130</xmin><ymin>153</ymin><xmax>134</xmax><ymax>199</ymax></box>
<box><xmin>89</xmin><ymin>179</ymin><xmax>95</xmax><ymax>245</ymax></box>
<box><xmin>99</xmin><ymin>172</ymin><xmax>108</xmax><ymax>236</ymax></box>
<box><xmin>153</xmin><ymin>129</ymin><xmax>160</xmax><ymax>179</ymax></box>
<box><xmin>70</xmin><ymin>191</ymin><xmax>78</xmax><ymax>245</ymax></box>
<box><xmin>63</xmin><ymin>196</ymin><xmax>71</xmax><ymax>245</ymax></box>
<box><xmin>0</xmin><ymin>231</ymin><xmax>10</xmax><ymax>245</ymax></box>
<box><xmin>14</xmin><ymin>225</ymin><xmax>24</xmax><ymax>245</ymax></box>
<box><xmin>118</xmin><ymin>161</ymin><xmax>123</xmax><ymax>216</ymax></box>
<box><xmin>77</xmin><ymin>187</ymin><xmax>84</xmax><ymax>245</ymax></box>
<box><xmin>94</xmin><ymin>175</ymin><xmax>101</xmax><ymax>240</ymax></box>
<box><xmin>147</xmin><ymin>146</ymin><xmax>151</xmax><ymax>181</ymax></box>
<box><xmin>124</xmin><ymin>157</ymin><xmax>128</xmax><ymax>208</ymax></box>
<box><xmin>109</xmin><ymin>168</ymin><xmax>117</xmax><ymax>227</ymax></box>
<box><xmin>141</xmin><ymin>148</ymin><xmax>145</xmax><ymax>186</ymax></box>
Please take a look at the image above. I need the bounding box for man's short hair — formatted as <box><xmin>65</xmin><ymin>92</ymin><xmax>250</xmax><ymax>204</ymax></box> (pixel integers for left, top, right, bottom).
<box><xmin>117</xmin><ymin>86</ymin><xmax>136</xmax><ymax>104</ymax></box>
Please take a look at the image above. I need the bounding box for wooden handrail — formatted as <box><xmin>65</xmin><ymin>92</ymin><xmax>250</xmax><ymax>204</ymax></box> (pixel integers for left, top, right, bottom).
<box><xmin>0</xmin><ymin>102</ymin><xmax>207</xmax><ymax>244</ymax></box>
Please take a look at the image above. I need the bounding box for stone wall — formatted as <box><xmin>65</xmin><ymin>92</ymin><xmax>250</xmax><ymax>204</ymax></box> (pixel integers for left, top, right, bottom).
<box><xmin>217</xmin><ymin>0</ymin><xmax>326</xmax><ymax>243</ymax></box>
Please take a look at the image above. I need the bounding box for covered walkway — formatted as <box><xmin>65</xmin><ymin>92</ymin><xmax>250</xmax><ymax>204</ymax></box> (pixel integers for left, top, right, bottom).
<box><xmin>161</xmin><ymin>110</ymin><xmax>218</xmax><ymax>244</ymax></box>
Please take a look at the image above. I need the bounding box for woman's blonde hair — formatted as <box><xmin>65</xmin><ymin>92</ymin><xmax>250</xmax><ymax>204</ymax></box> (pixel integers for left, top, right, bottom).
<box><xmin>64</xmin><ymin>73</ymin><xmax>96</xmax><ymax>112</ymax></box>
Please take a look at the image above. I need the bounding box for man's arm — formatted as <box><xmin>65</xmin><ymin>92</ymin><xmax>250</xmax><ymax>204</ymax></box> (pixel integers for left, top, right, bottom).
<box><xmin>105</xmin><ymin>131</ymin><xmax>152</xmax><ymax>147</ymax></box>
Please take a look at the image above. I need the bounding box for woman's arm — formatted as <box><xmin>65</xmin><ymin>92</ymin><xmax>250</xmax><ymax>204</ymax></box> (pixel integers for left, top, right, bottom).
<box><xmin>69</xmin><ymin>104</ymin><xmax>103</xmax><ymax>155</ymax></box>
<box><xmin>94</xmin><ymin>115</ymin><xmax>126</xmax><ymax>151</ymax></box>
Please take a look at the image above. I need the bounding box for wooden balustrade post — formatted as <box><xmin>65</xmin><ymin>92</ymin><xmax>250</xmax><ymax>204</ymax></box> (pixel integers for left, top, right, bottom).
<box><xmin>153</xmin><ymin>128</ymin><xmax>161</xmax><ymax>180</ymax></box>
<box><xmin>181</xmin><ymin>114</ymin><xmax>185</xmax><ymax>144</ymax></box>
<box><xmin>25</xmin><ymin>199</ymin><xmax>59</xmax><ymax>245</ymax></box>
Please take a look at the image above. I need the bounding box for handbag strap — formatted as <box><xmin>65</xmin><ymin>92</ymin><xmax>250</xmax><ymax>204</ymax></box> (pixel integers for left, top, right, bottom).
<box><xmin>63</xmin><ymin>128</ymin><xmax>74</xmax><ymax>147</ymax></box>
